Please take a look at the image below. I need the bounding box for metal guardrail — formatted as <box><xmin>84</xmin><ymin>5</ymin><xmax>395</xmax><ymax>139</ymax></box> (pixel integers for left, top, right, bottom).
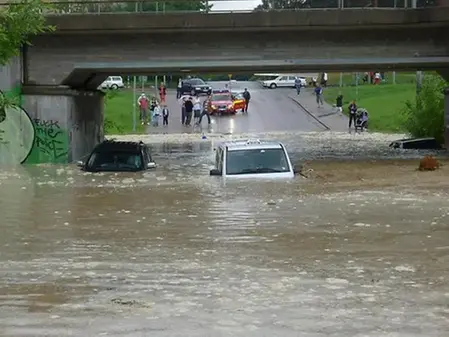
<box><xmin>0</xmin><ymin>0</ymin><xmax>441</xmax><ymax>15</ymax></box>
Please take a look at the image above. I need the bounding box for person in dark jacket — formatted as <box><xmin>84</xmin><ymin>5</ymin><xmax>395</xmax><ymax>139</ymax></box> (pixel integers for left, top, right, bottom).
<box><xmin>242</xmin><ymin>88</ymin><xmax>251</xmax><ymax>113</ymax></box>
<box><xmin>184</xmin><ymin>97</ymin><xmax>194</xmax><ymax>126</ymax></box>
<box><xmin>198</xmin><ymin>96</ymin><xmax>211</xmax><ymax>126</ymax></box>
<box><xmin>348</xmin><ymin>100</ymin><xmax>358</xmax><ymax>129</ymax></box>
<box><xmin>336</xmin><ymin>93</ymin><xmax>343</xmax><ymax>113</ymax></box>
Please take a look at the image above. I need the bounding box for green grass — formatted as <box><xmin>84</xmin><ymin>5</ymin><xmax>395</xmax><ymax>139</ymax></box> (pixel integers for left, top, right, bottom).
<box><xmin>104</xmin><ymin>90</ymin><xmax>153</xmax><ymax>134</ymax></box>
<box><xmin>323</xmin><ymin>83</ymin><xmax>416</xmax><ymax>133</ymax></box>
<box><xmin>326</xmin><ymin>72</ymin><xmax>418</xmax><ymax>87</ymax></box>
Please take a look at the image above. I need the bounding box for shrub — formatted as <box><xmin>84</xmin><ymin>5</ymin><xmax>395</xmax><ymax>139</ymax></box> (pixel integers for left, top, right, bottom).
<box><xmin>402</xmin><ymin>75</ymin><xmax>447</xmax><ymax>144</ymax></box>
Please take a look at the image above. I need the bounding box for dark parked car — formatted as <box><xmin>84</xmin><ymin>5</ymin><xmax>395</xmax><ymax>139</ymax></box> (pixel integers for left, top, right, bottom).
<box><xmin>181</xmin><ymin>78</ymin><xmax>212</xmax><ymax>96</ymax></box>
<box><xmin>77</xmin><ymin>140</ymin><xmax>157</xmax><ymax>172</ymax></box>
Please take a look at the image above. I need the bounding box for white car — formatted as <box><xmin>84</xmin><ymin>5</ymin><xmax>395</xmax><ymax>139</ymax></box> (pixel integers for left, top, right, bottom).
<box><xmin>209</xmin><ymin>139</ymin><xmax>297</xmax><ymax>179</ymax></box>
<box><xmin>261</xmin><ymin>75</ymin><xmax>307</xmax><ymax>89</ymax></box>
<box><xmin>100</xmin><ymin>76</ymin><xmax>124</xmax><ymax>90</ymax></box>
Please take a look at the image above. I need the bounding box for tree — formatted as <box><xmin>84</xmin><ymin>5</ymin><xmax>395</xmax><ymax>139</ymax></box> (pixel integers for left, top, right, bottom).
<box><xmin>0</xmin><ymin>0</ymin><xmax>53</xmax><ymax>66</ymax></box>
<box><xmin>402</xmin><ymin>74</ymin><xmax>447</xmax><ymax>144</ymax></box>
<box><xmin>0</xmin><ymin>0</ymin><xmax>53</xmax><ymax>111</ymax></box>
<box><xmin>54</xmin><ymin>0</ymin><xmax>211</xmax><ymax>14</ymax></box>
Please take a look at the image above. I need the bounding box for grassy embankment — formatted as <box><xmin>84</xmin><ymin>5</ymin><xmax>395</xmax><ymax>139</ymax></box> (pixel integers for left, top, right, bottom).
<box><xmin>323</xmin><ymin>72</ymin><xmax>418</xmax><ymax>133</ymax></box>
<box><xmin>104</xmin><ymin>89</ymin><xmax>157</xmax><ymax>134</ymax></box>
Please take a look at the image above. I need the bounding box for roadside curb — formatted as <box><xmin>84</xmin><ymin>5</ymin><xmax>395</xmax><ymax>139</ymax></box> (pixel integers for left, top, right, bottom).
<box><xmin>287</xmin><ymin>96</ymin><xmax>330</xmax><ymax>131</ymax></box>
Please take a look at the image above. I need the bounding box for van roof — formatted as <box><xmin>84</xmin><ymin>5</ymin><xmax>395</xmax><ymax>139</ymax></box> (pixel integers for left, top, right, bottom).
<box><xmin>218</xmin><ymin>139</ymin><xmax>284</xmax><ymax>151</ymax></box>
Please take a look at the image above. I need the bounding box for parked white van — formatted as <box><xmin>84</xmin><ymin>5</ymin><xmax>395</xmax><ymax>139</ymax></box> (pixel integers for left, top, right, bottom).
<box><xmin>100</xmin><ymin>76</ymin><xmax>125</xmax><ymax>90</ymax></box>
<box><xmin>256</xmin><ymin>73</ymin><xmax>307</xmax><ymax>89</ymax></box>
<box><xmin>209</xmin><ymin>139</ymin><xmax>297</xmax><ymax>179</ymax></box>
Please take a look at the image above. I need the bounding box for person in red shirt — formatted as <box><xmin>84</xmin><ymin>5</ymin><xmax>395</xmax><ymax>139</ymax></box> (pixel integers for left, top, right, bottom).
<box><xmin>159</xmin><ymin>83</ymin><xmax>167</xmax><ymax>104</ymax></box>
<box><xmin>137</xmin><ymin>93</ymin><xmax>149</xmax><ymax>125</ymax></box>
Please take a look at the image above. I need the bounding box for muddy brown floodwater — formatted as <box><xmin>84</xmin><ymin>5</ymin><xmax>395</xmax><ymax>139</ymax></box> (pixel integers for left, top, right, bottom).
<box><xmin>0</xmin><ymin>155</ymin><xmax>449</xmax><ymax>337</ymax></box>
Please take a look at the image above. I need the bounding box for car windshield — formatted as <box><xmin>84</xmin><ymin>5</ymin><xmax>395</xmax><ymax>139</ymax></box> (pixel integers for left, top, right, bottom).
<box><xmin>189</xmin><ymin>79</ymin><xmax>205</xmax><ymax>85</ymax></box>
<box><xmin>212</xmin><ymin>94</ymin><xmax>231</xmax><ymax>101</ymax></box>
<box><xmin>226</xmin><ymin>148</ymin><xmax>290</xmax><ymax>175</ymax></box>
<box><xmin>87</xmin><ymin>151</ymin><xmax>143</xmax><ymax>171</ymax></box>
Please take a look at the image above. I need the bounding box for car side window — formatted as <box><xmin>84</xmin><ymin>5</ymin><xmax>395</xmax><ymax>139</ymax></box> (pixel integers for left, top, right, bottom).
<box><xmin>279</xmin><ymin>76</ymin><xmax>288</xmax><ymax>81</ymax></box>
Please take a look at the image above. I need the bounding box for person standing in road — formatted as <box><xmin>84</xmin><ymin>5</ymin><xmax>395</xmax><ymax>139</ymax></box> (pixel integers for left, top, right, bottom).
<box><xmin>177</xmin><ymin>78</ymin><xmax>182</xmax><ymax>99</ymax></box>
<box><xmin>159</xmin><ymin>83</ymin><xmax>167</xmax><ymax>104</ymax></box>
<box><xmin>348</xmin><ymin>100</ymin><xmax>358</xmax><ymax>129</ymax></box>
<box><xmin>242</xmin><ymin>88</ymin><xmax>251</xmax><ymax>113</ymax></box>
<box><xmin>314</xmin><ymin>84</ymin><xmax>323</xmax><ymax>108</ymax></box>
<box><xmin>199</xmin><ymin>95</ymin><xmax>211</xmax><ymax>126</ymax></box>
<box><xmin>137</xmin><ymin>93</ymin><xmax>149</xmax><ymax>125</ymax></box>
<box><xmin>162</xmin><ymin>105</ymin><xmax>169</xmax><ymax>126</ymax></box>
<box><xmin>184</xmin><ymin>97</ymin><xmax>194</xmax><ymax>126</ymax></box>
<box><xmin>152</xmin><ymin>102</ymin><xmax>161</xmax><ymax>127</ymax></box>
<box><xmin>193</xmin><ymin>96</ymin><xmax>202</xmax><ymax>125</ymax></box>
<box><xmin>294</xmin><ymin>77</ymin><xmax>302</xmax><ymax>95</ymax></box>
<box><xmin>180</xmin><ymin>97</ymin><xmax>187</xmax><ymax>125</ymax></box>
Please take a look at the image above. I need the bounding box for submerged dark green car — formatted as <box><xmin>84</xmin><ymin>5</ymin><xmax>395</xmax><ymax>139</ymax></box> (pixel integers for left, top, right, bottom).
<box><xmin>77</xmin><ymin>140</ymin><xmax>157</xmax><ymax>173</ymax></box>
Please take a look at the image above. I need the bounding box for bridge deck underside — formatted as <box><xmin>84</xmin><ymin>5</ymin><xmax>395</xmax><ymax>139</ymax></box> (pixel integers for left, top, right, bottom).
<box><xmin>63</xmin><ymin>58</ymin><xmax>449</xmax><ymax>90</ymax></box>
<box><xmin>27</xmin><ymin>26</ymin><xmax>449</xmax><ymax>89</ymax></box>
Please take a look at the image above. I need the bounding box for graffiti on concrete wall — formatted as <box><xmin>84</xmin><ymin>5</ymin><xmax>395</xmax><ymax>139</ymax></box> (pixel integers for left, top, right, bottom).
<box><xmin>29</xmin><ymin>118</ymin><xmax>69</xmax><ymax>163</ymax></box>
<box><xmin>0</xmin><ymin>89</ymin><xmax>69</xmax><ymax>164</ymax></box>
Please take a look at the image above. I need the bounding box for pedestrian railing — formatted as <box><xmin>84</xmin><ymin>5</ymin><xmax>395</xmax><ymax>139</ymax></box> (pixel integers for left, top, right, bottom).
<box><xmin>0</xmin><ymin>0</ymin><xmax>441</xmax><ymax>15</ymax></box>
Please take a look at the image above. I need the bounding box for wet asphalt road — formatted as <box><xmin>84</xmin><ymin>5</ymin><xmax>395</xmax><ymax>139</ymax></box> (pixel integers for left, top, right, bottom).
<box><xmin>147</xmin><ymin>81</ymin><xmax>325</xmax><ymax>134</ymax></box>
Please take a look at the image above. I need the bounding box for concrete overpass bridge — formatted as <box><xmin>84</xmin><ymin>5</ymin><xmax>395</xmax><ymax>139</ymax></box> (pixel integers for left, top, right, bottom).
<box><xmin>26</xmin><ymin>7</ymin><xmax>449</xmax><ymax>89</ymax></box>
<box><xmin>2</xmin><ymin>4</ymin><xmax>449</xmax><ymax>163</ymax></box>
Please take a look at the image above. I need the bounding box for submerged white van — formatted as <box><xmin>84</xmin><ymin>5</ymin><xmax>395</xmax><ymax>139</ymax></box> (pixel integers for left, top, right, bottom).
<box><xmin>209</xmin><ymin>139</ymin><xmax>297</xmax><ymax>179</ymax></box>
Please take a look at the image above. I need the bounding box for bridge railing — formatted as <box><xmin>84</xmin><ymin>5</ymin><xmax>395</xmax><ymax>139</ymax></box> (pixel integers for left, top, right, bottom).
<box><xmin>0</xmin><ymin>0</ymin><xmax>441</xmax><ymax>15</ymax></box>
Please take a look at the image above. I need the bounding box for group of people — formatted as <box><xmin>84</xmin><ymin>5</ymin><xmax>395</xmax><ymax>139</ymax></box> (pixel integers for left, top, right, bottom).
<box><xmin>336</xmin><ymin>95</ymin><xmax>369</xmax><ymax>130</ymax></box>
<box><xmin>138</xmin><ymin>81</ymin><xmax>252</xmax><ymax>129</ymax></box>
<box><xmin>137</xmin><ymin>92</ymin><xmax>169</xmax><ymax>127</ymax></box>
<box><xmin>179</xmin><ymin>95</ymin><xmax>211</xmax><ymax>127</ymax></box>
<box><xmin>310</xmin><ymin>81</ymin><xmax>369</xmax><ymax>130</ymax></box>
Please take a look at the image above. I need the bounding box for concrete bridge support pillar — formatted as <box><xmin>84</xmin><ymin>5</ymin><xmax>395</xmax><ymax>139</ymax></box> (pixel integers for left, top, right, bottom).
<box><xmin>21</xmin><ymin>86</ymin><xmax>104</xmax><ymax>164</ymax></box>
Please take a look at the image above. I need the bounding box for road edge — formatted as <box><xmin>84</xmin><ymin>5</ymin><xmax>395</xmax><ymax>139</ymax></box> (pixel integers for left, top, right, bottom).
<box><xmin>287</xmin><ymin>96</ymin><xmax>330</xmax><ymax>131</ymax></box>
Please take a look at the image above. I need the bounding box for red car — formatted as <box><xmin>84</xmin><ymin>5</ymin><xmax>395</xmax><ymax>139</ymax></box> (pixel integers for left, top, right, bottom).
<box><xmin>208</xmin><ymin>91</ymin><xmax>235</xmax><ymax>115</ymax></box>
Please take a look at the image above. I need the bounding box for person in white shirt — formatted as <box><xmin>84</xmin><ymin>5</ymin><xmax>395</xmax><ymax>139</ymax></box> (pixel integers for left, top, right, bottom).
<box><xmin>177</xmin><ymin>78</ymin><xmax>183</xmax><ymax>98</ymax></box>
<box><xmin>193</xmin><ymin>96</ymin><xmax>202</xmax><ymax>125</ymax></box>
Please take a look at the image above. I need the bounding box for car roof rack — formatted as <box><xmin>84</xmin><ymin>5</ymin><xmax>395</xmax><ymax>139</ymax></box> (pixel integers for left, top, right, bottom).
<box><xmin>246</xmin><ymin>138</ymin><xmax>261</xmax><ymax>144</ymax></box>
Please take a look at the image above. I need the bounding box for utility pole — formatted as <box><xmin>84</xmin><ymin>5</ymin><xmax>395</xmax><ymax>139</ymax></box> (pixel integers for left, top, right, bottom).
<box><xmin>411</xmin><ymin>0</ymin><xmax>422</xmax><ymax>93</ymax></box>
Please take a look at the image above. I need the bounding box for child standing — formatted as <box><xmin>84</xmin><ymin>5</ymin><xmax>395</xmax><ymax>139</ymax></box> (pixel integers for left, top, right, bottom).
<box><xmin>162</xmin><ymin>105</ymin><xmax>169</xmax><ymax>126</ymax></box>
<box><xmin>152</xmin><ymin>103</ymin><xmax>161</xmax><ymax>127</ymax></box>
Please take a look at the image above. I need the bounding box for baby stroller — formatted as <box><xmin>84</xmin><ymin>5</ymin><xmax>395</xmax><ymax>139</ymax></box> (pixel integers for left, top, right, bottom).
<box><xmin>355</xmin><ymin>108</ymin><xmax>369</xmax><ymax>132</ymax></box>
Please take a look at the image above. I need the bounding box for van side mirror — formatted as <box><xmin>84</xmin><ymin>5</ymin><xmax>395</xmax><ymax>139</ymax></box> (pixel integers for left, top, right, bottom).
<box><xmin>147</xmin><ymin>162</ymin><xmax>157</xmax><ymax>169</ymax></box>
<box><xmin>293</xmin><ymin>165</ymin><xmax>302</xmax><ymax>175</ymax></box>
<box><xmin>209</xmin><ymin>169</ymin><xmax>221</xmax><ymax>176</ymax></box>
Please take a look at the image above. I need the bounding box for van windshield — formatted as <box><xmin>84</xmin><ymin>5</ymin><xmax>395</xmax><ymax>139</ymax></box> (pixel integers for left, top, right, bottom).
<box><xmin>226</xmin><ymin>148</ymin><xmax>290</xmax><ymax>175</ymax></box>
